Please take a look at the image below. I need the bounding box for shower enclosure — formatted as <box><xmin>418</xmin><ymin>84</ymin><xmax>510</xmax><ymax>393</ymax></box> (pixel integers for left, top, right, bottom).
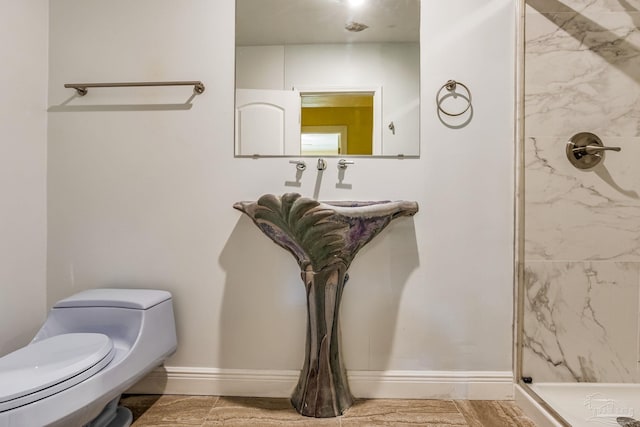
<box><xmin>517</xmin><ymin>0</ymin><xmax>640</xmax><ymax>425</ymax></box>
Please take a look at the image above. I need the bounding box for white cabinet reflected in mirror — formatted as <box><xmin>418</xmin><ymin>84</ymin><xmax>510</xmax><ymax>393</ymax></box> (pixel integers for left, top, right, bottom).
<box><xmin>235</xmin><ymin>0</ymin><xmax>420</xmax><ymax>157</ymax></box>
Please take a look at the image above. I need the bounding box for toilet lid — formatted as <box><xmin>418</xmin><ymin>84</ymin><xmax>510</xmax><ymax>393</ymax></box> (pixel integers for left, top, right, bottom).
<box><xmin>0</xmin><ymin>333</ymin><xmax>115</xmax><ymax>412</ymax></box>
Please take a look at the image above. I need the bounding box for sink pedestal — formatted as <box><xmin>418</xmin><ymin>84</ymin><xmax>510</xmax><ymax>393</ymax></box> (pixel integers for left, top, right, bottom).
<box><xmin>233</xmin><ymin>193</ymin><xmax>418</xmax><ymax>418</ymax></box>
<box><xmin>292</xmin><ymin>263</ymin><xmax>353</xmax><ymax>417</ymax></box>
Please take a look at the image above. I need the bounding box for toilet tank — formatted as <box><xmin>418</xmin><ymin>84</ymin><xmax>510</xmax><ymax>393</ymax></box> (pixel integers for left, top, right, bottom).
<box><xmin>33</xmin><ymin>289</ymin><xmax>177</xmax><ymax>356</ymax></box>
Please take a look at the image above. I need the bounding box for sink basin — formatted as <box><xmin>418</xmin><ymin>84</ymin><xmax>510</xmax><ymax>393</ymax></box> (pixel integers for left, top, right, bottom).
<box><xmin>233</xmin><ymin>193</ymin><xmax>419</xmax><ymax>417</ymax></box>
<box><xmin>233</xmin><ymin>194</ymin><xmax>419</xmax><ymax>272</ymax></box>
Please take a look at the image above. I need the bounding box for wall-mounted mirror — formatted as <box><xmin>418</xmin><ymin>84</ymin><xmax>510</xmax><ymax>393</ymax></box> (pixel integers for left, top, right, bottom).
<box><xmin>235</xmin><ymin>0</ymin><xmax>420</xmax><ymax>157</ymax></box>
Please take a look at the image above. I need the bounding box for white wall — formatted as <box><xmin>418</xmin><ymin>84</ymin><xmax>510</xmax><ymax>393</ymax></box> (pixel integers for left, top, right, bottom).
<box><xmin>47</xmin><ymin>0</ymin><xmax>516</xmax><ymax>397</ymax></box>
<box><xmin>0</xmin><ymin>1</ymin><xmax>48</xmax><ymax>357</ymax></box>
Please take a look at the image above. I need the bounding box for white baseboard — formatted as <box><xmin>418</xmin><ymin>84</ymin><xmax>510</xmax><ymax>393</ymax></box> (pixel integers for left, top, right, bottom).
<box><xmin>127</xmin><ymin>367</ymin><xmax>514</xmax><ymax>400</ymax></box>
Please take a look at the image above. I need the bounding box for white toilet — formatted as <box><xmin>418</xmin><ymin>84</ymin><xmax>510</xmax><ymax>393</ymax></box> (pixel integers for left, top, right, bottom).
<box><xmin>0</xmin><ymin>288</ymin><xmax>177</xmax><ymax>427</ymax></box>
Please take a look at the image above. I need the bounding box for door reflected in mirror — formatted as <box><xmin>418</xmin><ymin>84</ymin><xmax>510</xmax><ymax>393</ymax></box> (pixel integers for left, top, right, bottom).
<box><xmin>235</xmin><ymin>0</ymin><xmax>420</xmax><ymax>157</ymax></box>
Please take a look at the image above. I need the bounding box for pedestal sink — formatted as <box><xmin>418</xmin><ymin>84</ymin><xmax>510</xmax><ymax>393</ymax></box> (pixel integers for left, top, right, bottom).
<box><xmin>233</xmin><ymin>193</ymin><xmax>419</xmax><ymax>418</ymax></box>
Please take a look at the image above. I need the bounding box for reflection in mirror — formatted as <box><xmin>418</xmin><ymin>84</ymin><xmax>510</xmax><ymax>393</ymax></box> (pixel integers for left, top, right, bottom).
<box><xmin>301</xmin><ymin>131</ymin><xmax>343</xmax><ymax>156</ymax></box>
<box><xmin>235</xmin><ymin>0</ymin><xmax>420</xmax><ymax>157</ymax></box>
<box><xmin>302</xmin><ymin>92</ymin><xmax>374</xmax><ymax>155</ymax></box>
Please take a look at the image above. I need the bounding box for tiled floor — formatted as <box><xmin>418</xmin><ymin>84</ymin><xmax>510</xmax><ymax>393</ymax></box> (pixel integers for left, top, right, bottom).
<box><xmin>120</xmin><ymin>395</ymin><xmax>538</xmax><ymax>426</ymax></box>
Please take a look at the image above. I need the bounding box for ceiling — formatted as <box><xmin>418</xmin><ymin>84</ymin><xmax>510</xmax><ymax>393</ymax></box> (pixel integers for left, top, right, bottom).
<box><xmin>235</xmin><ymin>0</ymin><xmax>420</xmax><ymax>46</ymax></box>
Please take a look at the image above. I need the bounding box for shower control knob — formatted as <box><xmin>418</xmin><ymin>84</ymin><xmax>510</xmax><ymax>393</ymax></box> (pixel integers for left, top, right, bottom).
<box><xmin>566</xmin><ymin>132</ymin><xmax>621</xmax><ymax>170</ymax></box>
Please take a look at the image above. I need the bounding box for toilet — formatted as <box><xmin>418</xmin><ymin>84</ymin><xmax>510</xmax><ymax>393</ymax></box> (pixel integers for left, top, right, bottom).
<box><xmin>0</xmin><ymin>288</ymin><xmax>177</xmax><ymax>427</ymax></box>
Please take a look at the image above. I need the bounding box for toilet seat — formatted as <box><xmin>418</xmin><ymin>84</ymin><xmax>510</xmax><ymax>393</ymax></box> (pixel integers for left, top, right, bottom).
<box><xmin>0</xmin><ymin>333</ymin><xmax>115</xmax><ymax>412</ymax></box>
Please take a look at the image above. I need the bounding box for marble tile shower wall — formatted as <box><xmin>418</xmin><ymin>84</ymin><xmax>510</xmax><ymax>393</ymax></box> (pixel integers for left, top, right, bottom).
<box><xmin>523</xmin><ymin>0</ymin><xmax>640</xmax><ymax>383</ymax></box>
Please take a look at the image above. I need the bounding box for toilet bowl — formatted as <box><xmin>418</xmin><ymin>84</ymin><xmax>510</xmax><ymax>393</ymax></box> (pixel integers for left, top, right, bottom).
<box><xmin>0</xmin><ymin>288</ymin><xmax>177</xmax><ymax>427</ymax></box>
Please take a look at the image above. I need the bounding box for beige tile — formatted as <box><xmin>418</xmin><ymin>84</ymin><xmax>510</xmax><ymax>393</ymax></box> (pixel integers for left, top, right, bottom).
<box><xmin>128</xmin><ymin>395</ymin><xmax>218</xmax><ymax>426</ymax></box>
<box><xmin>204</xmin><ymin>396</ymin><xmax>340</xmax><ymax>426</ymax></box>
<box><xmin>341</xmin><ymin>399</ymin><xmax>468</xmax><ymax>426</ymax></box>
<box><xmin>120</xmin><ymin>395</ymin><xmax>163</xmax><ymax>422</ymax></box>
<box><xmin>121</xmin><ymin>395</ymin><xmax>537</xmax><ymax>427</ymax></box>
<box><xmin>454</xmin><ymin>400</ymin><xmax>537</xmax><ymax>427</ymax></box>
<box><xmin>497</xmin><ymin>401</ymin><xmax>538</xmax><ymax>427</ymax></box>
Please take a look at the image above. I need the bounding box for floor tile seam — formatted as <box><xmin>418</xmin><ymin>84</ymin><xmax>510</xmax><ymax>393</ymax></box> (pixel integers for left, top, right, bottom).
<box><xmin>203</xmin><ymin>396</ymin><xmax>222</xmax><ymax>422</ymax></box>
<box><xmin>451</xmin><ymin>400</ymin><xmax>480</xmax><ymax>427</ymax></box>
<box><xmin>341</xmin><ymin>413</ymin><xmax>471</xmax><ymax>425</ymax></box>
<box><xmin>497</xmin><ymin>400</ymin><xmax>527</xmax><ymax>422</ymax></box>
<box><xmin>341</xmin><ymin>399</ymin><xmax>473</xmax><ymax>422</ymax></box>
<box><xmin>201</xmin><ymin>408</ymin><xmax>340</xmax><ymax>425</ymax></box>
<box><xmin>451</xmin><ymin>400</ymin><xmax>470</xmax><ymax>418</ymax></box>
<box><xmin>486</xmin><ymin>400</ymin><xmax>523</xmax><ymax>424</ymax></box>
<box><xmin>484</xmin><ymin>400</ymin><xmax>512</xmax><ymax>420</ymax></box>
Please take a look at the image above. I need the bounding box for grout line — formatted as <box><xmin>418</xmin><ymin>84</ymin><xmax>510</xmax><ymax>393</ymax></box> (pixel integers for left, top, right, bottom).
<box><xmin>201</xmin><ymin>395</ymin><xmax>220</xmax><ymax>425</ymax></box>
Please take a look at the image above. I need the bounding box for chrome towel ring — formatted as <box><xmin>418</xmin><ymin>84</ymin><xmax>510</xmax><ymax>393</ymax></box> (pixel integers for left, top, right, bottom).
<box><xmin>436</xmin><ymin>80</ymin><xmax>472</xmax><ymax>117</ymax></box>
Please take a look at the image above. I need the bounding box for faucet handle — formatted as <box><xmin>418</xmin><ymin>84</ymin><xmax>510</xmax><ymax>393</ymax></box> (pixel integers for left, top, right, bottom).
<box><xmin>289</xmin><ymin>160</ymin><xmax>307</xmax><ymax>171</ymax></box>
<box><xmin>572</xmin><ymin>145</ymin><xmax>621</xmax><ymax>154</ymax></box>
<box><xmin>566</xmin><ymin>132</ymin><xmax>621</xmax><ymax>169</ymax></box>
<box><xmin>337</xmin><ymin>159</ymin><xmax>355</xmax><ymax>169</ymax></box>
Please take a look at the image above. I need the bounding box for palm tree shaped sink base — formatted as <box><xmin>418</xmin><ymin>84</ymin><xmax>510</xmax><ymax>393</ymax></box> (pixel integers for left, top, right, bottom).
<box><xmin>233</xmin><ymin>193</ymin><xmax>419</xmax><ymax>418</ymax></box>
